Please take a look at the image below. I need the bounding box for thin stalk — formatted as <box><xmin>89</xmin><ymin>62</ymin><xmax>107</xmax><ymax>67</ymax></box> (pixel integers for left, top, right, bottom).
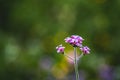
<box><xmin>74</xmin><ymin>47</ymin><xmax>79</xmax><ymax>80</ymax></box>
<box><xmin>77</xmin><ymin>53</ymin><xmax>83</xmax><ymax>61</ymax></box>
<box><xmin>64</xmin><ymin>53</ymin><xmax>74</xmax><ymax>61</ymax></box>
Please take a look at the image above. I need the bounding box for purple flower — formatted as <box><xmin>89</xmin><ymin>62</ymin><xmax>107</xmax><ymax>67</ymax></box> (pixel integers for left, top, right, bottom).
<box><xmin>56</xmin><ymin>44</ymin><xmax>65</xmax><ymax>54</ymax></box>
<box><xmin>65</xmin><ymin>37</ymin><xmax>72</xmax><ymax>43</ymax></box>
<box><xmin>80</xmin><ymin>46</ymin><xmax>90</xmax><ymax>54</ymax></box>
<box><xmin>65</xmin><ymin>35</ymin><xmax>84</xmax><ymax>47</ymax></box>
<box><xmin>99</xmin><ymin>64</ymin><xmax>114</xmax><ymax>80</ymax></box>
<box><xmin>71</xmin><ymin>35</ymin><xmax>84</xmax><ymax>43</ymax></box>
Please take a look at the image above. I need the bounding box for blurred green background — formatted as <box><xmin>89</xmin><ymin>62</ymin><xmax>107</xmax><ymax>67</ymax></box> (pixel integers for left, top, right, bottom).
<box><xmin>0</xmin><ymin>0</ymin><xmax>120</xmax><ymax>80</ymax></box>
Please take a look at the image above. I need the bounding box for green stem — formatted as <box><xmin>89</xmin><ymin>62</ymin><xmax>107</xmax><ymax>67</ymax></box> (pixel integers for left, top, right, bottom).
<box><xmin>77</xmin><ymin>53</ymin><xmax>83</xmax><ymax>61</ymax></box>
<box><xmin>74</xmin><ymin>47</ymin><xmax>79</xmax><ymax>80</ymax></box>
<box><xmin>64</xmin><ymin>53</ymin><xmax>74</xmax><ymax>60</ymax></box>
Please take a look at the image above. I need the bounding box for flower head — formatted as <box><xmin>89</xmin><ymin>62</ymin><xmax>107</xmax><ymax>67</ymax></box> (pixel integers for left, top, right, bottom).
<box><xmin>56</xmin><ymin>44</ymin><xmax>65</xmax><ymax>54</ymax></box>
<box><xmin>65</xmin><ymin>35</ymin><xmax>84</xmax><ymax>47</ymax></box>
<box><xmin>80</xmin><ymin>46</ymin><xmax>90</xmax><ymax>55</ymax></box>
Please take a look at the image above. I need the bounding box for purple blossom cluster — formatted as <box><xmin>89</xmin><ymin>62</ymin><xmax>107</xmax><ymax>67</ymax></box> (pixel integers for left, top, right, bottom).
<box><xmin>56</xmin><ymin>44</ymin><xmax>65</xmax><ymax>54</ymax></box>
<box><xmin>56</xmin><ymin>35</ymin><xmax>90</xmax><ymax>55</ymax></box>
<box><xmin>65</xmin><ymin>35</ymin><xmax>84</xmax><ymax>47</ymax></box>
<box><xmin>56</xmin><ymin>35</ymin><xmax>90</xmax><ymax>80</ymax></box>
<box><xmin>80</xmin><ymin>46</ymin><xmax>90</xmax><ymax>55</ymax></box>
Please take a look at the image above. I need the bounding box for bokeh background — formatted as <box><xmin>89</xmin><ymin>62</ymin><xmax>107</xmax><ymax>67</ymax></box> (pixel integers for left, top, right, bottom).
<box><xmin>0</xmin><ymin>0</ymin><xmax>120</xmax><ymax>80</ymax></box>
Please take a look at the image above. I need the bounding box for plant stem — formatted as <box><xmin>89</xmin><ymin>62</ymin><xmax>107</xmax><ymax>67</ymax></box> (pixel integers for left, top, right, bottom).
<box><xmin>74</xmin><ymin>47</ymin><xmax>79</xmax><ymax>80</ymax></box>
<box><xmin>64</xmin><ymin>53</ymin><xmax>74</xmax><ymax>60</ymax></box>
<box><xmin>77</xmin><ymin>53</ymin><xmax>83</xmax><ymax>61</ymax></box>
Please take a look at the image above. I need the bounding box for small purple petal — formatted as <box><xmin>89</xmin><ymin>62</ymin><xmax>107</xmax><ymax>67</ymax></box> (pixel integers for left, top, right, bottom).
<box><xmin>65</xmin><ymin>37</ymin><xmax>72</xmax><ymax>43</ymax></box>
<box><xmin>80</xmin><ymin>46</ymin><xmax>90</xmax><ymax>54</ymax></box>
<box><xmin>56</xmin><ymin>44</ymin><xmax>65</xmax><ymax>54</ymax></box>
<box><xmin>65</xmin><ymin>35</ymin><xmax>84</xmax><ymax>47</ymax></box>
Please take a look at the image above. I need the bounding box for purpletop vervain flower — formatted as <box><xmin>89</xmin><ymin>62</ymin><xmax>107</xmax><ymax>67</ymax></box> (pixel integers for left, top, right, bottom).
<box><xmin>56</xmin><ymin>44</ymin><xmax>65</xmax><ymax>54</ymax></box>
<box><xmin>80</xmin><ymin>46</ymin><xmax>90</xmax><ymax>55</ymax></box>
<box><xmin>65</xmin><ymin>35</ymin><xmax>84</xmax><ymax>47</ymax></box>
<box><xmin>56</xmin><ymin>34</ymin><xmax>91</xmax><ymax>80</ymax></box>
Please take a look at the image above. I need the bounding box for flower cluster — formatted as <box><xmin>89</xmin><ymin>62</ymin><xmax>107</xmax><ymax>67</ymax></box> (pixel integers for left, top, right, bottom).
<box><xmin>65</xmin><ymin>35</ymin><xmax>84</xmax><ymax>47</ymax></box>
<box><xmin>56</xmin><ymin>35</ymin><xmax>91</xmax><ymax>80</ymax></box>
<box><xmin>56</xmin><ymin>44</ymin><xmax>65</xmax><ymax>54</ymax></box>
<box><xmin>80</xmin><ymin>46</ymin><xmax>90</xmax><ymax>54</ymax></box>
<box><xmin>56</xmin><ymin>35</ymin><xmax>90</xmax><ymax>55</ymax></box>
